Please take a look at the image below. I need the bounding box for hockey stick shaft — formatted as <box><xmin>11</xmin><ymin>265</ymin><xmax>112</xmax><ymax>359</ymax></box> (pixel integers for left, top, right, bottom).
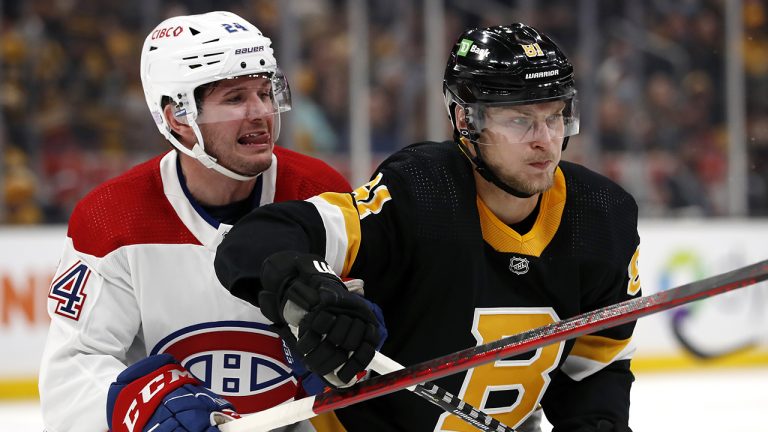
<box><xmin>279</xmin><ymin>323</ymin><xmax>513</xmax><ymax>431</ymax></box>
<box><xmin>369</xmin><ymin>352</ymin><xmax>514</xmax><ymax>432</ymax></box>
<box><xmin>221</xmin><ymin>259</ymin><xmax>768</xmax><ymax>431</ymax></box>
<box><xmin>219</xmin><ymin>364</ymin><xmax>513</xmax><ymax>432</ymax></box>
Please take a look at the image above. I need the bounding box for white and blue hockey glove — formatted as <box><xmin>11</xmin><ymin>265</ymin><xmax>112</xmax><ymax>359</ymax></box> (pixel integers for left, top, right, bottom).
<box><xmin>260</xmin><ymin>251</ymin><xmax>387</xmax><ymax>388</ymax></box>
<box><xmin>106</xmin><ymin>354</ymin><xmax>240</xmax><ymax>432</ymax></box>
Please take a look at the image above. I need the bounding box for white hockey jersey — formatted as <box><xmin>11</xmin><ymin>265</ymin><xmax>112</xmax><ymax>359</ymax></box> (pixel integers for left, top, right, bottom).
<box><xmin>39</xmin><ymin>149</ymin><xmax>350</xmax><ymax>432</ymax></box>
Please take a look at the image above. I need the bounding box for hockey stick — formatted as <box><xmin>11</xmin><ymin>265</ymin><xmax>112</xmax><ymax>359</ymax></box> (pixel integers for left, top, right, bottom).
<box><xmin>220</xmin><ymin>259</ymin><xmax>768</xmax><ymax>432</ymax></box>
<box><xmin>364</xmin><ymin>351</ymin><xmax>513</xmax><ymax>432</ymax></box>
<box><xmin>285</xmin><ymin>324</ymin><xmax>514</xmax><ymax>431</ymax></box>
<box><xmin>221</xmin><ymin>348</ymin><xmax>514</xmax><ymax>432</ymax></box>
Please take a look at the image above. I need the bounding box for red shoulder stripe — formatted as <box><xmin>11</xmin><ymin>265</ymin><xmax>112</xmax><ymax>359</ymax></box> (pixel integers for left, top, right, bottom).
<box><xmin>68</xmin><ymin>155</ymin><xmax>200</xmax><ymax>258</ymax></box>
<box><xmin>273</xmin><ymin>147</ymin><xmax>351</xmax><ymax>202</ymax></box>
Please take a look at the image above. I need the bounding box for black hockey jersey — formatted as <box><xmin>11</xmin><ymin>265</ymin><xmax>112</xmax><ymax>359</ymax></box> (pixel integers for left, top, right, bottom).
<box><xmin>216</xmin><ymin>141</ymin><xmax>642</xmax><ymax>431</ymax></box>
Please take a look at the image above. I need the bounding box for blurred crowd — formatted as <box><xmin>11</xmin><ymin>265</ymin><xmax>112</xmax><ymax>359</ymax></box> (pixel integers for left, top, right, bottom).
<box><xmin>2</xmin><ymin>0</ymin><xmax>768</xmax><ymax>223</ymax></box>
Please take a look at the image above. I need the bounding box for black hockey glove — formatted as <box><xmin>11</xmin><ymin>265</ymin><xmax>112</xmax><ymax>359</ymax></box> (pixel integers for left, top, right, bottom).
<box><xmin>259</xmin><ymin>251</ymin><xmax>385</xmax><ymax>387</ymax></box>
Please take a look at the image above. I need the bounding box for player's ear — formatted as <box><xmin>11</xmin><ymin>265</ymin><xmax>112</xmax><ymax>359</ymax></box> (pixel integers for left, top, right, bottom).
<box><xmin>163</xmin><ymin>103</ymin><xmax>194</xmax><ymax>140</ymax></box>
<box><xmin>455</xmin><ymin>105</ymin><xmax>468</xmax><ymax>130</ymax></box>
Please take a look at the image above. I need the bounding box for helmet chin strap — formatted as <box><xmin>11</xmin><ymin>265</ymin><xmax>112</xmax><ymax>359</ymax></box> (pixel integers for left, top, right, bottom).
<box><xmin>456</xmin><ymin>132</ymin><xmax>536</xmax><ymax>199</ymax></box>
<box><xmin>188</xmin><ymin>118</ymin><xmax>259</xmax><ymax>181</ymax></box>
<box><xmin>166</xmin><ymin>114</ymin><xmax>260</xmax><ymax>182</ymax></box>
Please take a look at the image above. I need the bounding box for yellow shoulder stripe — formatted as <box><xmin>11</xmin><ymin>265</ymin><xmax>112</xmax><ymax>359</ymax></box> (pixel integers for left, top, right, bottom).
<box><xmin>317</xmin><ymin>192</ymin><xmax>362</xmax><ymax>276</ymax></box>
<box><xmin>571</xmin><ymin>334</ymin><xmax>632</xmax><ymax>364</ymax></box>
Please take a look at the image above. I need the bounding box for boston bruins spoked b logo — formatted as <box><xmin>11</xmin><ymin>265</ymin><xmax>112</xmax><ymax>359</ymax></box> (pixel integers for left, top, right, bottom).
<box><xmin>509</xmin><ymin>256</ymin><xmax>530</xmax><ymax>275</ymax></box>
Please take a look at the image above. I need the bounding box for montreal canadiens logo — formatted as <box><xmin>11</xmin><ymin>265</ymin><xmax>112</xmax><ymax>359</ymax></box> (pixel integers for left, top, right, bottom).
<box><xmin>151</xmin><ymin>321</ymin><xmax>297</xmax><ymax>413</ymax></box>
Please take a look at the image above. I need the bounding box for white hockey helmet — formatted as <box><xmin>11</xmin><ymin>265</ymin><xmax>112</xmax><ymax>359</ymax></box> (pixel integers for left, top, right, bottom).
<box><xmin>140</xmin><ymin>11</ymin><xmax>291</xmax><ymax>181</ymax></box>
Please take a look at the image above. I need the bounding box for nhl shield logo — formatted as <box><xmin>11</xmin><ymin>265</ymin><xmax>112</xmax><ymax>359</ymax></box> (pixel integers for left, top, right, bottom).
<box><xmin>509</xmin><ymin>257</ymin><xmax>530</xmax><ymax>275</ymax></box>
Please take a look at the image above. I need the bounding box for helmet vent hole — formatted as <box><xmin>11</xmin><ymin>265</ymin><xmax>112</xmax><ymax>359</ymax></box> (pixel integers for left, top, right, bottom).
<box><xmin>182</xmin><ymin>55</ymin><xmax>198</xmax><ymax>60</ymax></box>
<box><xmin>149</xmin><ymin>46</ymin><xmax>158</xmax><ymax>51</ymax></box>
<box><xmin>207</xmin><ymin>61</ymin><xmax>221</xmax><ymax>66</ymax></box>
<box><xmin>240</xmin><ymin>62</ymin><xmax>247</xmax><ymax>69</ymax></box>
<box><xmin>189</xmin><ymin>64</ymin><xmax>202</xmax><ymax>69</ymax></box>
<box><xmin>189</xmin><ymin>27</ymin><xmax>200</xmax><ymax>36</ymax></box>
<box><xmin>203</xmin><ymin>38</ymin><xmax>220</xmax><ymax>44</ymax></box>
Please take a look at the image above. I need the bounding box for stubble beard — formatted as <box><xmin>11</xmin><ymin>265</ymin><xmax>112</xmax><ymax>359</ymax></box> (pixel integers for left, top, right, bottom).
<box><xmin>490</xmin><ymin>162</ymin><xmax>556</xmax><ymax>195</ymax></box>
<box><xmin>504</xmin><ymin>172</ymin><xmax>554</xmax><ymax>195</ymax></box>
<box><xmin>203</xmin><ymin>137</ymin><xmax>273</xmax><ymax>177</ymax></box>
<box><xmin>232</xmin><ymin>157</ymin><xmax>273</xmax><ymax>177</ymax></box>
<box><xmin>481</xmin><ymin>149</ymin><xmax>557</xmax><ymax>195</ymax></box>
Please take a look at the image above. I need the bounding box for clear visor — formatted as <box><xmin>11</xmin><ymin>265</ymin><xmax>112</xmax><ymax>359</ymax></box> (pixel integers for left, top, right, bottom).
<box><xmin>189</xmin><ymin>71</ymin><xmax>292</xmax><ymax>125</ymax></box>
<box><xmin>467</xmin><ymin>98</ymin><xmax>579</xmax><ymax>146</ymax></box>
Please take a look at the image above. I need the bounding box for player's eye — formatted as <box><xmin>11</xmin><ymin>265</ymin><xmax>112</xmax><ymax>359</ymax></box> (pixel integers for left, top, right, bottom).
<box><xmin>224</xmin><ymin>94</ymin><xmax>244</xmax><ymax>103</ymax></box>
<box><xmin>505</xmin><ymin>116</ymin><xmax>533</xmax><ymax>129</ymax></box>
<box><xmin>545</xmin><ymin>114</ymin><xmax>564</xmax><ymax>128</ymax></box>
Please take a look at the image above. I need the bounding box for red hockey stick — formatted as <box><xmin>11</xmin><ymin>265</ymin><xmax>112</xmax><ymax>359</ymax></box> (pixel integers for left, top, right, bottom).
<box><xmin>220</xmin><ymin>259</ymin><xmax>768</xmax><ymax>431</ymax></box>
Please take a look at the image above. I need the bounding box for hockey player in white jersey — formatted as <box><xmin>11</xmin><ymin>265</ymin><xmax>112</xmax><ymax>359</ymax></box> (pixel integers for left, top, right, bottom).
<box><xmin>38</xmin><ymin>11</ymin><xmax>352</xmax><ymax>432</ymax></box>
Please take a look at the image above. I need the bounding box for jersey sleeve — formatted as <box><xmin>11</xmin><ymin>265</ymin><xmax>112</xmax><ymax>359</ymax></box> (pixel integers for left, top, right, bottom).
<box><xmin>39</xmin><ymin>237</ymin><xmax>142</xmax><ymax>432</ymax></box>
<box><xmin>315</xmin><ymin>169</ymin><xmax>415</xmax><ymax>290</ymax></box>
<box><xmin>541</xmin><ymin>358</ymin><xmax>634</xmax><ymax>430</ymax></box>
<box><xmin>216</xmin><ymin>167</ymin><xmax>414</xmax><ymax>305</ymax></box>
<box><xmin>543</xmin><ymin>191</ymin><xmax>641</xmax><ymax>430</ymax></box>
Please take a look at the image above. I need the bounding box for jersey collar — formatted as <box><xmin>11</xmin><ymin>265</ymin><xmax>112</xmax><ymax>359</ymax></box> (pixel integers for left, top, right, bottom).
<box><xmin>158</xmin><ymin>151</ymin><xmax>279</xmax><ymax>250</ymax></box>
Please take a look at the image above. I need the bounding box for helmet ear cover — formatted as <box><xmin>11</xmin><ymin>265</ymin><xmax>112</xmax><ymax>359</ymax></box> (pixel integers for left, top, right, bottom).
<box><xmin>162</xmin><ymin>80</ymin><xmax>218</xmax><ymax>117</ymax></box>
<box><xmin>161</xmin><ymin>82</ymin><xmax>214</xmax><ymax>135</ymax></box>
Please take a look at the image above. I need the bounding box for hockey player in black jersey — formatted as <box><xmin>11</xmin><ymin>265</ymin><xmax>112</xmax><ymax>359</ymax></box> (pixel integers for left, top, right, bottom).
<box><xmin>215</xmin><ymin>23</ymin><xmax>641</xmax><ymax>432</ymax></box>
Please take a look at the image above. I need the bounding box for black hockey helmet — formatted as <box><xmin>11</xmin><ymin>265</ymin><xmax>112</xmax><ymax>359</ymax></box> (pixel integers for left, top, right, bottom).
<box><xmin>443</xmin><ymin>23</ymin><xmax>579</xmax><ymax>197</ymax></box>
<box><xmin>444</xmin><ymin>23</ymin><xmax>576</xmax><ymax>108</ymax></box>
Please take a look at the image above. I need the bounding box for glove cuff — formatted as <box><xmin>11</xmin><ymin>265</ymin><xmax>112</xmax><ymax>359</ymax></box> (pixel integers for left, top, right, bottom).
<box><xmin>211</xmin><ymin>409</ymin><xmax>242</xmax><ymax>425</ymax></box>
<box><xmin>109</xmin><ymin>363</ymin><xmax>199</xmax><ymax>432</ymax></box>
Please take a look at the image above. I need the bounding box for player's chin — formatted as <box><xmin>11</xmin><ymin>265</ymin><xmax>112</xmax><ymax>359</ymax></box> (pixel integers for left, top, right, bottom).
<box><xmin>504</xmin><ymin>173</ymin><xmax>552</xmax><ymax>195</ymax></box>
<box><xmin>529</xmin><ymin>177</ymin><xmax>554</xmax><ymax>194</ymax></box>
<box><xmin>240</xmin><ymin>155</ymin><xmax>273</xmax><ymax>176</ymax></box>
